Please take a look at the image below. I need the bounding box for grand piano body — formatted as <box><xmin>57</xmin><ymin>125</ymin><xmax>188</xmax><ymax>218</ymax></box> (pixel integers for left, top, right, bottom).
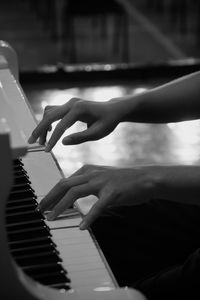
<box><xmin>0</xmin><ymin>40</ymin><xmax>146</xmax><ymax>300</ymax></box>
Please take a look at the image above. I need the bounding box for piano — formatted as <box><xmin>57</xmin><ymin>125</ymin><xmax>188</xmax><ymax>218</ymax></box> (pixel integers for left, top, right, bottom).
<box><xmin>0</xmin><ymin>40</ymin><xmax>146</xmax><ymax>300</ymax></box>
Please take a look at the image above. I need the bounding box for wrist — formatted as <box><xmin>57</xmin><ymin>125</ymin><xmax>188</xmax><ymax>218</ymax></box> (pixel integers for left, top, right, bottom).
<box><xmin>144</xmin><ymin>165</ymin><xmax>165</xmax><ymax>200</ymax></box>
<box><xmin>109</xmin><ymin>91</ymin><xmax>148</xmax><ymax>123</ymax></box>
<box><xmin>108</xmin><ymin>96</ymin><xmax>136</xmax><ymax>123</ymax></box>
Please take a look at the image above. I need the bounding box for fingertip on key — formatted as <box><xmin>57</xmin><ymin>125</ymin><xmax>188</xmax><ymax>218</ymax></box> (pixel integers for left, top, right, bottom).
<box><xmin>28</xmin><ymin>136</ymin><xmax>36</xmax><ymax>144</ymax></box>
<box><xmin>45</xmin><ymin>144</ymin><xmax>51</xmax><ymax>152</ymax></box>
<box><xmin>62</xmin><ymin>136</ymin><xmax>73</xmax><ymax>145</ymax></box>
<box><xmin>47</xmin><ymin>211</ymin><xmax>56</xmax><ymax>221</ymax></box>
<box><xmin>79</xmin><ymin>220</ymin><xmax>87</xmax><ymax>230</ymax></box>
<box><xmin>36</xmin><ymin>204</ymin><xmax>41</xmax><ymax>211</ymax></box>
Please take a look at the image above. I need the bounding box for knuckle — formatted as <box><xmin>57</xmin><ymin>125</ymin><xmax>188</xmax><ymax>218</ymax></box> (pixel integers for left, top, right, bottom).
<box><xmin>89</xmin><ymin>170</ymin><xmax>100</xmax><ymax>179</ymax></box>
<box><xmin>44</xmin><ymin>105</ymin><xmax>51</xmax><ymax>111</ymax></box>
<box><xmin>44</xmin><ymin>113</ymin><xmax>53</xmax><ymax>122</ymax></box>
<box><xmin>73</xmin><ymin>100</ymin><xmax>85</xmax><ymax>113</ymax></box>
<box><xmin>68</xmin><ymin>97</ymin><xmax>80</xmax><ymax>106</ymax></box>
<box><xmin>95</xmin><ymin>201</ymin><xmax>104</xmax><ymax>210</ymax></box>
<box><xmin>55</xmin><ymin>122</ymin><xmax>65</xmax><ymax>134</ymax></box>
<box><xmin>69</xmin><ymin>186</ymin><xmax>78</xmax><ymax>196</ymax></box>
<box><xmin>58</xmin><ymin>178</ymin><xmax>67</xmax><ymax>188</ymax></box>
<box><xmin>81</xmin><ymin>164</ymin><xmax>93</xmax><ymax>173</ymax></box>
<box><xmin>31</xmin><ymin>129</ymin><xmax>37</xmax><ymax>138</ymax></box>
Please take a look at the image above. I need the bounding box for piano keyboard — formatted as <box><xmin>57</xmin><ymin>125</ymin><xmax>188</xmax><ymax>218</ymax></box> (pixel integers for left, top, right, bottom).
<box><xmin>8</xmin><ymin>155</ymin><xmax>116</xmax><ymax>293</ymax></box>
<box><xmin>0</xmin><ymin>41</ymin><xmax>146</xmax><ymax>299</ymax></box>
<box><xmin>7</xmin><ymin>159</ymin><xmax>71</xmax><ymax>290</ymax></box>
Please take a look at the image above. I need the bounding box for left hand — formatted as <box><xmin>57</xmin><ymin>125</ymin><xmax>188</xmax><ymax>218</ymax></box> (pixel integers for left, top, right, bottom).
<box><xmin>39</xmin><ymin>164</ymin><xmax>156</xmax><ymax>230</ymax></box>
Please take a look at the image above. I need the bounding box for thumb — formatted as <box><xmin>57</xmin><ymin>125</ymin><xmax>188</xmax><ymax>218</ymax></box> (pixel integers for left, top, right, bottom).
<box><xmin>62</xmin><ymin>124</ymin><xmax>104</xmax><ymax>145</ymax></box>
<box><xmin>79</xmin><ymin>186</ymin><xmax>114</xmax><ymax>230</ymax></box>
<box><xmin>79</xmin><ymin>199</ymin><xmax>105</xmax><ymax>230</ymax></box>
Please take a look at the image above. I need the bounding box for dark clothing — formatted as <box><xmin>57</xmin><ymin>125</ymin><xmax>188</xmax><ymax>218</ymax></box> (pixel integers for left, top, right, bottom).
<box><xmin>91</xmin><ymin>199</ymin><xmax>200</xmax><ymax>299</ymax></box>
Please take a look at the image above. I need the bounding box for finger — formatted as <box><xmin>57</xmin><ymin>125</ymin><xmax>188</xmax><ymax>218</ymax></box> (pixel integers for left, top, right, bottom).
<box><xmin>28</xmin><ymin>106</ymin><xmax>68</xmax><ymax>144</ymax></box>
<box><xmin>79</xmin><ymin>197</ymin><xmax>106</xmax><ymax>230</ymax></box>
<box><xmin>39</xmin><ymin>175</ymin><xmax>88</xmax><ymax>212</ymax></box>
<box><xmin>38</xmin><ymin>107</ymin><xmax>55</xmax><ymax>145</ymax></box>
<box><xmin>47</xmin><ymin>183</ymin><xmax>94</xmax><ymax>220</ymax></box>
<box><xmin>68</xmin><ymin>164</ymin><xmax>94</xmax><ymax>178</ymax></box>
<box><xmin>62</xmin><ymin>123</ymin><xmax>104</xmax><ymax>145</ymax></box>
<box><xmin>79</xmin><ymin>187</ymin><xmax>115</xmax><ymax>230</ymax></box>
<box><xmin>38</xmin><ymin>129</ymin><xmax>48</xmax><ymax>145</ymax></box>
<box><xmin>45</xmin><ymin>109</ymin><xmax>79</xmax><ymax>152</ymax></box>
<box><xmin>38</xmin><ymin>125</ymin><xmax>53</xmax><ymax>145</ymax></box>
<box><xmin>28</xmin><ymin>106</ymin><xmax>55</xmax><ymax>144</ymax></box>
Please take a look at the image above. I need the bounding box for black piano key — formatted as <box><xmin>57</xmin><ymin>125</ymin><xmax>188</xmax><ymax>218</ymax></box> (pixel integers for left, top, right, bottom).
<box><xmin>7</xmin><ymin>219</ymin><xmax>47</xmax><ymax>232</ymax></box>
<box><xmin>22</xmin><ymin>263</ymin><xmax>66</xmax><ymax>276</ymax></box>
<box><xmin>6</xmin><ymin>210</ymin><xmax>45</xmax><ymax>223</ymax></box>
<box><xmin>6</xmin><ymin>198</ymin><xmax>37</xmax><ymax>208</ymax></box>
<box><xmin>13</xmin><ymin>159</ymin><xmax>23</xmax><ymax>166</ymax></box>
<box><xmin>33</xmin><ymin>272</ymin><xmax>69</xmax><ymax>286</ymax></box>
<box><xmin>50</xmin><ymin>283</ymin><xmax>71</xmax><ymax>290</ymax></box>
<box><xmin>11</xmin><ymin>184</ymin><xmax>34</xmax><ymax>193</ymax></box>
<box><xmin>9</xmin><ymin>190</ymin><xmax>36</xmax><ymax>201</ymax></box>
<box><xmin>13</xmin><ymin>165</ymin><xmax>24</xmax><ymax>172</ymax></box>
<box><xmin>22</xmin><ymin>266</ymin><xmax>70</xmax><ymax>289</ymax></box>
<box><xmin>7</xmin><ymin>227</ymin><xmax>51</xmax><ymax>243</ymax></box>
<box><xmin>14</xmin><ymin>175</ymin><xmax>31</xmax><ymax>185</ymax></box>
<box><xmin>13</xmin><ymin>165</ymin><xmax>27</xmax><ymax>171</ymax></box>
<box><xmin>6</xmin><ymin>203</ymin><xmax>37</xmax><ymax>214</ymax></box>
<box><xmin>6</xmin><ymin>159</ymin><xmax>72</xmax><ymax>290</ymax></box>
<box><xmin>13</xmin><ymin>166</ymin><xmax>27</xmax><ymax>176</ymax></box>
<box><xmin>9</xmin><ymin>236</ymin><xmax>56</xmax><ymax>250</ymax></box>
<box><xmin>11</xmin><ymin>243</ymin><xmax>57</xmax><ymax>257</ymax></box>
<box><xmin>13</xmin><ymin>171</ymin><xmax>28</xmax><ymax>179</ymax></box>
<box><xmin>15</xmin><ymin>252</ymin><xmax>61</xmax><ymax>267</ymax></box>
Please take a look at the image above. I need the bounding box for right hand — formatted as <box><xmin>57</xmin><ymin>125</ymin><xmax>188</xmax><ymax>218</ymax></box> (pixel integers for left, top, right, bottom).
<box><xmin>38</xmin><ymin>164</ymin><xmax>155</xmax><ymax>229</ymax></box>
<box><xmin>28</xmin><ymin>97</ymin><xmax>123</xmax><ymax>151</ymax></box>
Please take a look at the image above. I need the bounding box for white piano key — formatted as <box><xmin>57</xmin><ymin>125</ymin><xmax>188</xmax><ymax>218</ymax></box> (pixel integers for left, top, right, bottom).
<box><xmin>51</xmin><ymin>236</ymin><xmax>92</xmax><ymax>246</ymax></box>
<box><xmin>51</xmin><ymin>227</ymin><xmax>89</xmax><ymax>239</ymax></box>
<box><xmin>21</xmin><ymin>151</ymin><xmax>117</xmax><ymax>291</ymax></box>
<box><xmin>59</xmin><ymin>255</ymin><xmax>104</xmax><ymax>266</ymax></box>
<box><xmin>54</xmin><ymin>244</ymin><xmax>99</xmax><ymax>259</ymax></box>
<box><xmin>66</xmin><ymin>261</ymin><xmax>106</xmax><ymax>272</ymax></box>
<box><xmin>69</xmin><ymin>271</ymin><xmax>113</xmax><ymax>289</ymax></box>
<box><xmin>45</xmin><ymin>217</ymin><xmax>82</xmax><ymax>229</ymax></box>
<box><xmin>22</xmin><ymin>151</ymin><xmax>62</xmax><ymax>196</ymax></box>
<box><xmin>50</xmin><ymin>227</ymin><xmax>115</xmax><ymax>289</ymax></box>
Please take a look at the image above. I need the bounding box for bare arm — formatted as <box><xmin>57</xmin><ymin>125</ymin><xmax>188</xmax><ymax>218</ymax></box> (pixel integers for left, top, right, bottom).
<box><xmin>151</xmin><ymin>164</ymin><xmax>200</xmax><ymax>204</ymax></box>
<box><xmin>28</xmin><ymin>71</ymin><xmax>200</xmax><ymax>149</ymax></box>
<box><xmin>118</xmin><ymin>70</ymin><xmax>200</xmax><ymax>123</ymax></box>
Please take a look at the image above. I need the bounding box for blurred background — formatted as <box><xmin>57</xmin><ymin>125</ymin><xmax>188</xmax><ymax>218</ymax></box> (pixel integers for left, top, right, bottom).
<box><xmin>1</xmin><ymin>0</ymin><xmax>200</xmax><ymax>174</ymax></box>
<box><xmin>1</xmin><ymin>0</ymin><xmax>200</xmax><ymax>70</ymax></box>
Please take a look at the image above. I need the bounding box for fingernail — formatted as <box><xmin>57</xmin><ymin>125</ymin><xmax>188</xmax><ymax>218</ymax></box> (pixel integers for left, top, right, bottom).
<box><xmin>28</xmin><ymin>136</ymin><xmax>36</xmax><ymax>144</ymax></box>
<box><xmin>45</xmin><ymin>144</ymin><xmax>51</xmax><ymax>152</ymax></box>
<box><xmin>36</xmin><ymin>204</ymin><xmax>41</xmax><ymax>211</ymax></box>
<box><xmin>62</xmin><ymin>137</ymin><xmax>72</xmax><ymax>145</ymax></box>
<box><xmin>47</xmin><ymin>211</ymin><xmax>56</xmax><ymax>221</ymax></box>
<box><xmin>79</xmin><ymin>221</ymin><xmax>87</xmax><ymax>230</ymax></box>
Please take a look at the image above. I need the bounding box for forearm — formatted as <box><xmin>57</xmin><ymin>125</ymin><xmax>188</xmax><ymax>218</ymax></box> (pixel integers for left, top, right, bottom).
<box><xmin>113</xmin><ymin>71</ymin><xmax>200</xmax><ymax>124</ymax></box>
<box><xmin>151</xmin><ymin>165</ymin><xmax>200</xmax><ymax>205</ymax></box>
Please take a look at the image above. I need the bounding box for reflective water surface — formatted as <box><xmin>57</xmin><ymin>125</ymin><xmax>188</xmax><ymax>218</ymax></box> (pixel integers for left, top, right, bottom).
<box><xmin>26</xmin><ymin>84</ymin><xmax>200</xmax><ymax>177</ymax></box>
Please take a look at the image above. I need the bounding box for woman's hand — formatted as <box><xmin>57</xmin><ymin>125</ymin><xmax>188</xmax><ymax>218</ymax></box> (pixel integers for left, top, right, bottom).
<box><xmin>28</xmin><ymin>97</ymin><xmax>125</xmax><ymax>151</ymax></box>
<box><xmin>38</xmin><ymin>164</ymin><xmax>156</xmax><ymax>230</ymax></box>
